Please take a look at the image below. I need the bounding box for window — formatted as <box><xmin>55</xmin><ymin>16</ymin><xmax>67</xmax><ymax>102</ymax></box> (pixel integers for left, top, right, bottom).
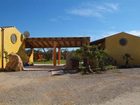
<box><xmin>11</xmin><ymin>34</ymin><xmax>17</xmax><ymax>44</ymax></box>
<box><xmin>119</xmin><ymin>38</ymin><xmax>127</xmax><ymax>46</ymax></box>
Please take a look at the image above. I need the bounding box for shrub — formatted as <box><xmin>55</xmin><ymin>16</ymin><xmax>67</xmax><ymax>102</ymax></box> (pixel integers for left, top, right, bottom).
<box><xmin>76</xmin><ymin>45</ymin><xmax>115</xmax><ymax>74</ymax></box>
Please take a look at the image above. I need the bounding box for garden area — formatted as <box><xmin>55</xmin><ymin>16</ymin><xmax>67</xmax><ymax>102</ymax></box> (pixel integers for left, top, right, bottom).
<box><xmin>34</xmin><ymin>60</ymin><xmax>66</xmax><ymax>64</ymax></box>
<box><xmin>65</xmin><ymin>45</ymin><xmax>117</xmax><ymax>74</ymax></box>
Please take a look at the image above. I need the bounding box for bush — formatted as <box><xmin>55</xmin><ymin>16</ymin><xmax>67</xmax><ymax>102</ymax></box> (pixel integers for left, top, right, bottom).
<box><xmin>76</xmin><ymin>45</ymin><xmax>116</xmax><ymax>74</ymax></box>
<box><xmin>70</xmin><ymin>56</ymin><xmax>80</xmax><ymax>69</ymax></box>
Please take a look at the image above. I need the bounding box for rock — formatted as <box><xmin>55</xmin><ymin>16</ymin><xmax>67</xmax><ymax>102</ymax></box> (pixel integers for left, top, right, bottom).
<box><xmin>51</xmin><ymin>70</ymin><xmax>64</xmax><ymax>76</ymax></box>
<box><xmin>5</xmin><ymin>53</ymin><xmax>23</xmax><ymax>71</ymax></box>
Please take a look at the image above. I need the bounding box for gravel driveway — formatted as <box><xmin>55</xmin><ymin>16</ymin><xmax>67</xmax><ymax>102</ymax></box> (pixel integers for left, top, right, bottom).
<box><xmin>0</xmin><ymin>68</ymin><xmax>140</xmax><ymax>105</ymax></box>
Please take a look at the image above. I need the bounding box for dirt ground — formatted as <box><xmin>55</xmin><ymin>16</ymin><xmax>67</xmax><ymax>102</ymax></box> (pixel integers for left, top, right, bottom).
<box><xmin>0</xmin><ymin>67</ymin><xmax>140</xmax><ymax>105</ymax></box>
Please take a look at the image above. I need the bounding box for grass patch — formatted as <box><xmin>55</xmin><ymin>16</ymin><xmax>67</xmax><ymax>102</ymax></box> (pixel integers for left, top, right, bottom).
<box><xmin>34</xmin><ymin>60</ymin><xmax>66</xmax><ymax>64</ymax></box>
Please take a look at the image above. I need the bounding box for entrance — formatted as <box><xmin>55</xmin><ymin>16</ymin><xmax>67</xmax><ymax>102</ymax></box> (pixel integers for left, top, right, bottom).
<box><xmin>25</xmin><ymin>37</ymin><xmax>90</xmax><ymax>66</ymax></box>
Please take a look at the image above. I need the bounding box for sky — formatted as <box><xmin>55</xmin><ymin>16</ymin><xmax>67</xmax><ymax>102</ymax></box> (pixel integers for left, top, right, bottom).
<box><xmin>0</xmin><ymin>0</ymin><xmax>140</xmax><ymax>41</ymax></box>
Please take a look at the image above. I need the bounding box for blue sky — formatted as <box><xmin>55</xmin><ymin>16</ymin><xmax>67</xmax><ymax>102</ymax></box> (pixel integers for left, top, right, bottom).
<box><xmin>0</xmin><ymin>0</ymin><xmax>140</xmax><ymax>41</ymax></box>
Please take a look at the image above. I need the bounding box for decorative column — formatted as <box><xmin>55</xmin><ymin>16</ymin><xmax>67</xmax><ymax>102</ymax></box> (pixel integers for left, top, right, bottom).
<box><xmin>29</xmin><ymin>48</ymin><xmax>34</xmax><ymax>65</ymax></box>
<box><xmin>53</xmin><ymin>44</ymin><xmax>57</xmax><ymax>66</ymax></box>
<box><xmin>58</xmin><ymin>47</ymin><xmax>61</xmax><ymax>65</ymax></box>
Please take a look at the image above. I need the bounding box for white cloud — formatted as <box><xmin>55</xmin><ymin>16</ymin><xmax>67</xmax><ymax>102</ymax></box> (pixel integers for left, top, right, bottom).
<box><xmin>105</xmin><ymin>3</ymin><xmax>119</xmax><ymax>11</ymax></box>
<box><xmin>127</xmin><ymin>30</ymin><xmax>140</xmax><ymax>36</ymax></box>
<box><xmin>100</xmin><ymin>31</ymin><xmax>118</xmax><ymax>38</ymax></box>
<box><xmin>67</xmin><ymin>2</ymin><xmax>119</xmax><ymax>17</ymax></box>
<box><xmin>50</xmin><ymin>16</ymin><xmax>71</xmax><ymax>22</ymax></box>
<box><xmin>68</xmin><ymin>8</ymin><xmax>102</xmax><ymax>17</ymax></box>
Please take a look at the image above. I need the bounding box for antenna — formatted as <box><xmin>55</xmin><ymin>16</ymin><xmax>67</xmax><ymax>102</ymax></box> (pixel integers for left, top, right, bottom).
<box><xmin>23</xmin><ymin>31</ymin><xmax>30</xmax><ymax>38</ymax></box>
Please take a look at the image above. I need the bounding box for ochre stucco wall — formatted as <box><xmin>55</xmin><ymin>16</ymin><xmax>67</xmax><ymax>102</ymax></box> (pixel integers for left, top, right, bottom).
<box><xmin>0</xmin><ymin>27</ymin><xmax>32</xmax><ymax>68</ymax></box>
<box><xmin>105</xmin><ymin>32</ymin><xmax>140</xmax><ymax>66</ymax></box>
<box><xmin>0</xmin><ymin>30</ymin><xmax>2</xmax><ymax>68</ymax></box>
<box><xmin>2</xmin><ymin>27</ymin><xmax>23</xmax><ymax>67</ymax></box>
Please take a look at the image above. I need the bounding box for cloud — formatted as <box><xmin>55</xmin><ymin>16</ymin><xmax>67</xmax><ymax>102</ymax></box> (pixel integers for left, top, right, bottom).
<box><xmin>97</xmin><ymin>31</ymin><xmax>118</xmax><ymax>38</ymax></box>
<box><xmin>67</xmin><ymin>2</ymin><xmax>119</xmax><ymax>17</ymax></box>
<box><xmin>105</xmin><ymin>3</ymin><xmax>119</xmax><ymax>11</ymax></box>
<box><xmin>50</xmin><ymin>16</ymin><xmax>71</xmax><ymax>22</ymax></box>
<box><xmin>127</xmin><ymin>30</ymin><xmax>140</xmax><ymax>36</ymax></box>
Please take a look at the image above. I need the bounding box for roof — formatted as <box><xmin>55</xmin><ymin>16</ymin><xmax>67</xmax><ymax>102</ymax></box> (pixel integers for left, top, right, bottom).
<box><xmin>90</xmin><ymin>32</ymin><xmax>140</xmax><ymax>45</ymax></box>
<box><xmin>25</xmin><ymin>37</ymin><xmax>90</xmax><ymax>48</ymax></box>
<box><xmin>90</xmin><ymin>38</ymin><xmax>105</xmax><ymax>45</ymax></box>
<box><xmin>105</xmin><ymin>32</ymin><xmax>140</xmax><ymax>38</ymax></box>
<box><xmin>0</xmin><ymin>26</ymin><xmax>15</xmax><ymax>28</ymax></box>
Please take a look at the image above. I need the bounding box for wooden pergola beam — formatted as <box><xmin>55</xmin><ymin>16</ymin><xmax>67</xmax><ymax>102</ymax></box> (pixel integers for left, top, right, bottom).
<box><xmin>26</xmin><ymin>38</ymin><xmax>89</xmax><ymax>42</ymax></box>
<box><xmin>45</xmin><ymin>41</ymin><xmax>52</xmax><ymax>47</ymax></box>
<box><xmin>25</xmin><ymin>37</ymin><xmax>90</xmax><ymax>48</ymax></box>
<box><xmin>30</xmin><ymin>41</ymin><xmax>38</xmax><ymax>48</ymax></box>
<box><xmin>41</xmin><ymin>41</ymin><xmax>48</xmax><ymax>48</ymax></box>
<box><xmin>36</xmin><ymin>41</ymin><xmax>43</xmax><ymax>48</ymax></box>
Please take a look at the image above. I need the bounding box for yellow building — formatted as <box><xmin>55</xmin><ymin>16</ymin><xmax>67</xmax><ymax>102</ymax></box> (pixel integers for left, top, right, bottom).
<box><xmin>91</xmin><ymin>32</ymin><xmax>140</xmax><ymax>66</ymax></box>
<box><xmin>0</xmin><ymin>26</ymin><xmax>29</xmax><ymax>68</ymax></box>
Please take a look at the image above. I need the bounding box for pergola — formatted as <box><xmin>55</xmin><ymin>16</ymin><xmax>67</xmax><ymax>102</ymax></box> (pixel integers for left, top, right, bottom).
<box><xmin>25</xmin><ymin>37</ymin><xmax>90</xmax><ymax>66</ymax></box>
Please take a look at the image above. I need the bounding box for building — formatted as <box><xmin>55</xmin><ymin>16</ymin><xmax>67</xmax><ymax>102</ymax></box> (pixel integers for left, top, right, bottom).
<box><xmin>0</xmin><ymin>26</ymin><xmax>29</xmax><ymax>68</ymax></box>
<box><xmin>90</xmin><ymin>32</ymin><xmax>140</xmax><ymax>66</ymax></box>
<box><xmin>1</xmin><ymin>26</ymin><xmax>140</xmax><ymax>68</ymax></box>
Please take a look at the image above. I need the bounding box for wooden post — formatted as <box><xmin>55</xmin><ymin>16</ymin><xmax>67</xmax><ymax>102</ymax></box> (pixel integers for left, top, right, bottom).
<box><xmin>58</xmin><ymin>47</ymin><xmax>61</xmax><ymax>65</ymax></box>
<box><xmin>53</xmin><ymin>45</ymin><xmax>56</xmax><ymax>66</ymax></box>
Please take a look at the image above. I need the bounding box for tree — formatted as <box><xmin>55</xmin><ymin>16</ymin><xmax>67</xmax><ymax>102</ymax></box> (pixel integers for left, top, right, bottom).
<box><xmin>76</xmin><ymin>45</ymin><xmax>109</xmax><ymax>74</ymax></box>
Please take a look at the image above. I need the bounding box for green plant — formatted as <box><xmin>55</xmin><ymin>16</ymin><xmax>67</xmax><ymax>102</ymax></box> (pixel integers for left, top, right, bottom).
<box><xmin>70</xmin><ymin>55</ymin><xmax>80</xmax><ymax>69</ymax></box>
<box><xmin>76</xmin><ymin>45</ymin><xmax>112</xmax><ymax>74</ymax></box>
<box><xmin>4</xmin><ymin>50</ymin><xmax>8</xmax><ymax>62</ymax></box>
<box><xmin>123</xmin><ymin>53</ymin><xmax>133</xmax><ymax>67</ymax></box>
<box><xmin>92</xmin><ymin>46</ymin><xmax>108</xmax><ymax>71</ymax></box>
